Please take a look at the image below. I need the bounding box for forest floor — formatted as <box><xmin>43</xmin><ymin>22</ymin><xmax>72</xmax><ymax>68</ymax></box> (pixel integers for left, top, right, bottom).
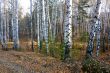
<box><xmin>0</xmin><ymin>41</ymin><xmax>110</xmax><ymax>73</ymax></box>
<box><xmin>0</xmin><ymin>50</ymin><xmax>83</xmax><ymax>73</ymax></box>
<box><xmin>98</xmin><ymin>51</ymin><xmax>110</xmax><ymax>64</ymax></box>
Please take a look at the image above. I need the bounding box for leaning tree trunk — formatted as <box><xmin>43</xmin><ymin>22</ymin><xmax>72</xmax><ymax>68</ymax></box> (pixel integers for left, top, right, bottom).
<box><xmin>86</xmin><ymin>0</ymin><xmax>101</xmax><ymax>57</ymax></box>
<box><xmin>103</xmin><ymin>3</ymin><xmax>108</xmax><ymax>52</ymax></box>
<box><xmin>64</xmin><ymin>0</ymin><xmax>72</xmax><ymax>60</ymax></box>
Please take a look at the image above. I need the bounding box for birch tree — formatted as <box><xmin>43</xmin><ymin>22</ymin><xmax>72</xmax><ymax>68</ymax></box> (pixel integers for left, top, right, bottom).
<box><xmin>95</xmin><ymin>19</ymin><xmax>101</xmax><ymax>56</ymax></box>
<box><xmin>0</xmin><ymin>0</ymin><xmax>2</xmax><ymax>43</ymax></box>
<box><xmin>30</xmin><ymin>0</ymin><xmax>34</xmax><ymax>51</ymax></box>
<box><xmin>42</xmin><ymin>0</ymin><xmax>49</xmax><ymax>54</ymax></box>
<box><xmin>11</xmin><ymin>0</ymin><xmax>19</xmax><ymax>49</ymax></box>
<box><xmin>36</xmin><ymin>0</ymin><xmax>41</xmax><ymax>52</ymax></box>
<box><xmin>86</xmin><ymin>0</ymin><xmax>101</xmax><ymax>56</ymax></box>
<box><xmin>49</xmin><ymin>0</ymin><xmax>58</xmax><ymax>55</ymax></box>
<box><xmin>1</xmin><ymin>0</ymin><xmax>8</xmax><ymax>49</ymax></box>
<box><xmin>38</xmin><ymin>0</ymin><xmax>44</xmax><ymax>52</ymax></box>
<box><xmin>45</xmin><ymin>0</ymin><xmax>49</xmax><ymax>54</ymax></box>
<box><xmin>108</xmin><ymin>6</ymin><xmax>110</xmax><ymax>50</ymax></box>
<box><xmin>73</xmin><ymin>0</ymin><xmax>78</xmax><ymax>36</ymax></box>
<box><xmin>64</xmin><ymin>0</ymin><xmax>72</xmax><ymax>59</ymax></box>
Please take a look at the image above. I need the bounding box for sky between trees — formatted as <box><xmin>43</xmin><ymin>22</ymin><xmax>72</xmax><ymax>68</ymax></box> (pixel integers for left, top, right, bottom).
<box><xmin>19</xmin><ymin>0</ymin><xmax>110</xmax><ymax>17</ymax></box>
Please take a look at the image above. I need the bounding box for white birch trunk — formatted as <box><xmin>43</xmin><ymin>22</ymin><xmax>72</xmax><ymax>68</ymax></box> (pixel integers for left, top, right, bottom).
<box><xmin>86</xmin><ymin>0</ymin><xmax>101</xmax><ymax>56</ymax></box>
<box><xmin>30</xmin><ymin>0</ymin><xmax>34</xmax><ymax>51</ymax></box>
<box><xmin>37</xmin><ymin>0</ymin><xmax>41</xmax><ymax>52</ymax></box>
<box><xmin>12</xmin><ymin>0</ymin><xmax>19</xmax><ymax>49</ymax></box>
<box><xmin>42</xmin><ymin>0</ymin><xmax>49</xmax><ymax>53</ymax></box>
<box><xmin>64</xmin><ymin>0</ymin><xmax>72</xmax><ymax>59</ymax></box>
<box><xmin>45</xmin><ymin>0</ymin><xmax>49</xmax><ymax>53</ymax></box>
<box><xmin>95</xmin><ymin>19</ymin><xmax>101</xmax><ymax>56</ymax></box>
<box><xmin>0</xmin><ymin>1</ymin><xmax>2</xmax><ymax>43</ymax></box>
<box><xmin>6</xmin><ymin>10</ymin><xmax>9</xmax><ymax>42</ymax></box>
<box><xmin>1</xmin><ymin>0</ymin><xmax>7</xmax><ymax>49</ymax></box>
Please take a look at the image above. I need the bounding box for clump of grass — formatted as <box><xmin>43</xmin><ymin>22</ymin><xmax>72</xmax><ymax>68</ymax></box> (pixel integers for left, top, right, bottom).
<box><xmin>70</xmin><ymin>48</ymin><xmax>81</xmax><ymax>60</ymax></box>
<box><xmin>82</xmin><ymin>56</ymin><xmax>110</xmax><ymax>73</ymax></box>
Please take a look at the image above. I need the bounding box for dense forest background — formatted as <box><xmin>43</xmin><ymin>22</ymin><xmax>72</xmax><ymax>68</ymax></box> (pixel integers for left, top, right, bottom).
<box><xmin>0</xmin><ymin>0</ymin><xmax>110</xmax><ymax>73</ymax></box>
<box><xmin>0</xmin><ymin>0</ymin><xmax>110</xmax><ymax>60</ymax></box>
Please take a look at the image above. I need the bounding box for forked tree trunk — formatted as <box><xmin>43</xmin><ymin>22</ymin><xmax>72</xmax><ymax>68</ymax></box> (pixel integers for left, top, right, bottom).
<box><xmin>86</xmin><ymin>0</ymin><xmax>101</xmax><ymax>56</ymax></box>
